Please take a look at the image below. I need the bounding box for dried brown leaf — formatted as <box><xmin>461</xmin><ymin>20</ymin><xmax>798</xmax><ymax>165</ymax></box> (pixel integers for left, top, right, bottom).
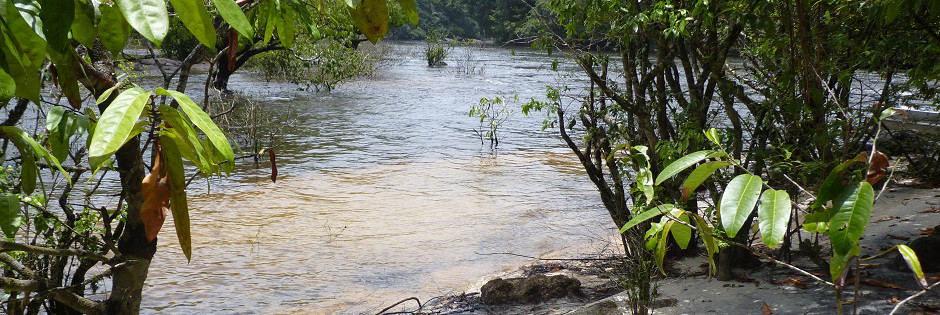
<box><xmin>761</xmin><ymin>302</ymin><xmax>773</xmax><ymax>315</ymax></box>
<box><xmin>141</xmin><ymin>144</ymin><xmax>171</xmax><ymax>241</ymax></box>
<box><xmin>867</xmin><ymin>151</ymin><xmax>890</xmax><ymax>185</ymax></box>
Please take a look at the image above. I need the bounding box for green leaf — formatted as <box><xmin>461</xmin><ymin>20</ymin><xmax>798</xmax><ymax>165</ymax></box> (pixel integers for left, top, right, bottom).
<box><xmin>274</xmin><ymin>3</ymin><xmax>295</xmax><ymax>47</ymax></box>
<box><xmin>898</xmin><ymin>244</ymin><xmax>928</xmax><ymax>289</ymax></box>
<box><xmin>704</xmin><ymin>128</ymin><xmax>720</xmax><ymax>146</ymax></box>
<box><xmin>655</xmin><ymin>220</ymin><xmax>673</xmax><ymax>274</ymax></box>
<box><xmin>47</xmin><ymin>48</ymin><xmax>82</xmax><ymax>108</ymax></box>
<box><xmin>160</xmin><ymin>135</ymin><xmax>191</xmax><ymax>261</ymax></box>
<box><xmin>37</xmin><ymin>0</ymin><xmax>73</xmax><ymax>52</ymax></box>
<box><xmin>157</xmin><ymin>105</ymin><xmax>214</xmax><ymax>174</ymax></box>
<box><xmin>393</xmin><ymin>0</ymin><xmax>418</xmax><ymax>25</ymax></box>
<box><xmin>879</xmin><ymin>108</ymin><xmax>897</xmax><ymax>121</ymax></box>
<box><xmin>71</xmin><ymin>0</ymin><xmax>95</xmax><ymax>47</ymax></box>
<box><xmin>169</xmin><ymin>0</ymin><xmax>216</xmax><ymax>48</ymax></box>
<box><xmin>0</xmin><ymin>194</ymin><xmax>22</xmax><ymax>238</ymax></box>
<box><xmin>0</xmin><ymin>67</ymin><xmax>13</xmax><ymax>101</ymax></box>
<box><xmin>812</xmin><ymin>153</ymin><xmax>866</xmax><ymax>209</ymax></box>
<box><xmin>99</xmin><ymin>3</ymin><xmax>132</xmax><ymax>56</ymax></box>
<box><xmin>692</xmin><ymin>213</ymin><xmax>718</xmax><ymax>276</ymax></box>
<box><xmin>115</xmin><ymin>0</ymin><xmax>169</xmax><ymax>45</ymax></box>
<box><xmin>830</xmin><ymin>244</ymin><xmax>860</xmax><ymax>284</ymax></box>
<box><xmin>1</xmin><ymin>128</ymin><xmax>36</xmax><ymax>194</ymax></box>
<box><xmin>636</xmin><ymin>168</ymin><xmax>654</xmax><ymax>204</ymax></box>
<box><xmin>680</xmin><ymin>161</ymin><xmax>730</xmax><ymax>201</ymax></box>
<box><xmin>348</xmin><ymin>0</ymin><xmax>388</xmax><ymax>43</ymax></box>
<box><xmin>211</xmin><ymin>0</ymin><xmax>254</xmax><ymax>39</ymax></box>
<box><xmin>621</xmin><ymin>204</ymin><xmax>675</xmax><ymax>233</ymax></box>
<box><xmin>0</xmin><ymin>25</ymin><xmax>41</xmax><ymax>102</ymax></box>
<box><xmin>757</xmin><ymin>189</ymin><xmax>791</xmax><ymax>249</ymax></box>
<box><xmin>719</xmin><ymin>174</ymin><xmax>763</xmax><ymax>238</ymax></box>
<box><xmin>828</xmin><ymin>182</ymin><xmax>874</xmax><ymax>255</ymax></box>
<box><xmin>2</xmin><ymin>0</ymin><xmax>47</xmax><ymax>72</ymax></box>
<box><xmin>88</xmin><ymin>87</ymin><xmax>151</xmax><ymax>172</ymax></box>
<box><xmin>155</xmin><ymin>89</ymin><xmax>234</xmax><ymax>167</ymax></box>
<box><xmin>669</xmin><ymin>209</ymin><xmax>691</xmax><ymax>250</ymax></box>
<box><xmin>655</xmin><ymin>150</ymin><xmax>716</xmax><ymax>185</ymax></box>
<box><xmin>1</xmin><ymin>126</ymin><xmax>69</xmax><ymax>181</ymax></box>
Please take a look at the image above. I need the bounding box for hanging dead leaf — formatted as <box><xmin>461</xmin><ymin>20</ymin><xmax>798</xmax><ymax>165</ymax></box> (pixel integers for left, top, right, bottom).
<box><xmin>867</xmin><ymin>151</ymin><xmax>890</xmax><ymax>185</ymax></box>
<box><xmin>50</xmin><ymin>64</ymin><xmax>60</xmax><ymax>88</ymax></box>
<box><xmin>268</xmin><ymin>148</ymin><xmax>277</xmax><ymax>183</ymax></box>
<box><xmin>141</xmin><ymin>143</ymin><xmax>171</xmax><ymax>242</ymax></box>
<box><xmin>227</xmin><ymin>29</ymin><xmax>238</xmax><ymax>71</ymax></box>
<box><xmin>761</xmin><ymin>302</ymin><xmax>773</xmax><ymax>315</ymax></box>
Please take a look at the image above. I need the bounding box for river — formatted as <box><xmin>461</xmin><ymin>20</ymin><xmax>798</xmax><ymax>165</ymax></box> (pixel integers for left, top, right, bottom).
<box><xmin>139</xmin><ymin>41</ymin><xmax>615</xmax><ymax>314</ymax></box>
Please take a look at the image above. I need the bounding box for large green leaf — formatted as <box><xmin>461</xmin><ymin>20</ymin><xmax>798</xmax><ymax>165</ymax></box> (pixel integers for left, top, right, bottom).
<box><xmin>211</xmin><ymin>0</ymin><xmax>253</xmax><ymax>39</ymax></box>
<box><xmin>115</xmin><ymin>0</ymin><xmax>169</xmax><ymax>45</ymax></box>
<box><xmin>757</xmin><ymin>189</ymin><xmax>791</xmax><ymax>249</ymax></box>
<box><xmin>156</xmin><ymin>89</ymin><xmax>234</xmax><ymax>167</ymax></box>
<box><xmin>36</xmin><ymin>0</ymin><xmax>73</xmax><ymax>52</ymax></box>
<box><xmin>160</xmin><ymin>136</ymin><xmax>191</xmax><ymax>261</ymax></box>
<box><xmin>655</xmin><ymin>220</ymin><xmax>673</xmax><ymax>274</ymax></box>
<box><xmin>812</xmin><ymin>153</ymin><xmax>866</xmax><ymax>209</ymax></box>
<box><xmin>0</xmin><ymin>25</ymin><xmax>40</xmax><ymax>102</ymax></box>
<box><xmin>680</xmin><ymin>161</ymin><xmax>730</xmax><ymax>201</ymax></box>
<box><xmin>2</xmin><ymin>0</ymin><xmax>47</xmax><ymax>71</ymax></box>
<box><xmin>393</xmin><ymin>0</ymin><xmax>418</xmax><ymax>25</ymax></box>
<box><xmin>88</xmin><ymin>87</ymin><xmax>151</xmax><ymax>172</ymax></box>
<box><xmin>2</xmin><ymin>127</ymin><xmax>36</xmax><ymax>194</ymax></box>
<box><xmin>620</xmin><ymin>204</ymin><xmax>675</xmax><ymax>233</ymax></box>
<box><xmin>168</xmin><ymin>0</ymin><xmax>216</xmax><ymax>48</ymax></box>
<box><xmin>348</xmin><ymin>0</ymin><xmax>388</xmax><ymax>43</ymax></box>
<box><xmin>157</xmin><ymin>105</ymin><xmax>214</xmax><ymax>174</ymax></box>
<box><xmin>99</xmin><ymin>3</ymin><xmax>132</xmax><ymax>56</ymax></box>
<box><xmin>719</xmin><ymin>174</ymin><xmax>763</xmax><ymax>238</ymax></box>
<box><xmin>0</xmin><ymin>194</ymin><xmax>21</xmax><ymax>238</ymax></box>
<box><xmin>655</xmin><ymin>150</ymin><xmax>715</xmax><ymax>185</ymax></box>
<box><xmin>898</xmin><ymin>244</ymin><xmax>928</xmax><ymax>289</ymax></box>
<box><xmin>828</xmin><ymin>182</ymin><xmax>874</xmax><ymax>255</ymax></box>
<box><xmin>71</xmin><ymin>0</ymin><xmax>95</xmax><ymax>47</ymax></box>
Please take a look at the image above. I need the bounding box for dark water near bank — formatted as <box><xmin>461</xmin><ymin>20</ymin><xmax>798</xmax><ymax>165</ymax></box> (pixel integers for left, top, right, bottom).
<box><xmin>139</xmin><ymin>42</ymin><xmax>614</xmax><ymax>314</ymax></box>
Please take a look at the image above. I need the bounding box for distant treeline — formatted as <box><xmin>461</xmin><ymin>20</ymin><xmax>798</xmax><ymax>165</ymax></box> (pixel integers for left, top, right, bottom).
<box><xmin>388</xmin><ymin>0</ymin><xmax>536</xmax><ymax>42</ymax></box>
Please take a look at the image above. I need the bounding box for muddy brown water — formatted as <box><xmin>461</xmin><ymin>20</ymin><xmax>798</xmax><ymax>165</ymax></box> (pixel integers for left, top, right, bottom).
<box><xmin>133</xmin><ymin>42</ymin><xmax>615</xmax><ymax>314</ymax></box>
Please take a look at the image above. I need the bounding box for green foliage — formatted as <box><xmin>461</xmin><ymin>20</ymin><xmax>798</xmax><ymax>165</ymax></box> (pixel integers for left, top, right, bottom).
<box><xmin>471</xmin><ymin>95</ymin><xmax>514</xmax><ymax>147</ymax></box>
<box><xmin>0</xmin><ymin>193</ymin><xmax>21</xmax><ymax>238</ymax></box>
<box><xmin>757</xmin><ymin>189</ymin><xmax>791</xmax><ymax>249</ymax></box>
<box><xmin>424</xmin><ymin>29</ymin><xmax>452</xmax><ymax>66</ymax></box>
<box><xmin>828</xmin><ymin>182</ymin><xmax>874</xmax><ymax>255</ymax></box>
<box><xmin>718</xmin><ymin>174</ymin><xmax>763</xmax><ymax>239</ymax></box>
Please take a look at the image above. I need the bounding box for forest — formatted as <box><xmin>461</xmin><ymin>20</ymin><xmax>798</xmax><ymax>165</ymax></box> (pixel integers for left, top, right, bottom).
<box><xmin>1</xmin><ymin>0</ymin><xmax>939</xmax><ymax>314</ymax></box>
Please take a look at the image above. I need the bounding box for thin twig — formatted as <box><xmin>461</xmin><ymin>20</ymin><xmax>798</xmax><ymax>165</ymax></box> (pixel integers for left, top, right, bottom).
<box><xmin>888</xmin><ymin>280</ymin><xmax>940</xmax><ymax>315</ymax></box>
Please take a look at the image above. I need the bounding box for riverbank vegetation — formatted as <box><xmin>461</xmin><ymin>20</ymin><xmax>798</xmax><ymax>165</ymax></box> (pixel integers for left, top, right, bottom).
<box><xmin>0</xmin><ymin>1</ymin><xmax>410</xmax><ymax>314</ymax></box>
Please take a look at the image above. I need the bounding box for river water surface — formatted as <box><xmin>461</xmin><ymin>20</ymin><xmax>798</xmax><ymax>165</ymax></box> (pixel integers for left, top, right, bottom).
<box><xmin>140</xmin><ymin>42</ymin><xmax>615</xmax><ymax>314</ymax></box>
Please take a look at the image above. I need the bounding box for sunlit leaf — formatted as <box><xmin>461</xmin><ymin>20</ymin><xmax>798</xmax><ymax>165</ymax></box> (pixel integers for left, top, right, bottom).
<box><xmin>212</xmin><ymin>0</ymin><xmax>254</xmax><ymax>39</ymax></box>
<box><xmin>620</xmin><ymin>204</ymin><xmax>675</xmax><ymax>233</ymax></box>
<box><xmin>115</xmin><ymin>0</ymin><xmax>169</xmax><ymax>45</ymax></box>
<box><xmin>169</xmin><ymin>0</ymin><xmax>216</xmax><ymax>47</ymax></box>
<box><xmin>669</xmin><ymin>209</ymin><xmax>691</xmax><ymax>250</ymax></box>
<box><xmin>155</xmin><ymin>89</ymin><xmax>234</xmax><ymax>168</ymax></box>
<box><xmin>757</xmin><ymin>189</ymin><xmax>790</xmax><ymax>248</ymax></box>
<box><xmin>898</xmin><ymin>244</ymin><xmax>929</xmax><ymax>289</ymax></box>
<box><xmin>348</xmin><ymin>0</ymin><xmax>388</xmax><ymax>43</ymax></box>
<box><xmin>88</xmin><ymin>87</ymin><xmax>151</xmax><ymax>173</ymax></box>
<box><xmin>828</xmin><ymin>182</ymin><xmax>874</xmax><ymax>254</ymax></box>
<box><xmin>655</xmin><ymin>150</ymin><xmax>716</xmax><ymax>185</ymax></box>
<box><xmin>681</xmin><ymin>161</ymin><xmax>730</xmax><ymax>201</ymax></box>
<box><xmin>719</xmin><ymin>174</ymin><xmax>763</xmax><ymax>238</ymax></box>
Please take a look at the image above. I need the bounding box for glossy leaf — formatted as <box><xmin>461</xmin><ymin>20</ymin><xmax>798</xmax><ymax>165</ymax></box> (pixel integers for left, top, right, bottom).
<box><xmin>620</xmin><ymin>204</ymin><xmax>675</xmax><ymax>233</ymax></box>
<box><xmin>757</xmin><ymin>189</ymin><xmax>791</xmax><ymax>249</ymax></box>
<box><xmin>898</xmin><ymin>244</ymin><xmax>928</xmax><ymax>289</ymax></box>
<box><xmin>655</xmin><ymin>150</ymin><xmax>716</xmax><ymax>185</ymax></box>
<box><xmin>88</xmin><ymin>87</ymin><xmax>151</xmax><ymax>172</ymax></box>
<box><xmin>155</xmin><ymin>89</ymin><xmax>234</xmax><ymax>168</ymax></box>
<box><xmin>157</xmin><ymin>105</ymin><xmax>213</xmax><ymax>174</ymax></box>
<box><xmin>0</xmin><ymin>194</ymin><xmax>21</xmax><ymax>238</ymax></box>
<box><xmin>169</xmin><ymin>0</ymin><xmax>216</xmax><ymax>47</ymax></box>
<box><xmin>115</xmin><ymin>0</ymin><xmax>169</xmax><ymax>45</ymax></box>
<box><xmin>99</xmin><ymin>3</ymin><xmax>132</xmax><ymax>56</ymax></box>
<box><xmin>212</xmin><ymin>0</ymin><xmax>254</xmax><ymax>39</ymax></box>
<box><xmin>704</xmin><ymin>128</ymin><xmax>720</xmax><ymax>146</ymax></box>
<box><xmin>681</xmin><ymin>161</ymin><xmax>730</xmax><ymax>201</ymax></box>
<box><xmin>348</xmin><ymin>0</ymin><xmax>388</xmax><ymax>43</ymax></box>
<box><xmin>2</xmin><ymin>0</ymin><xmax>47</xmax><ymax>72</ymax></box>
<box><xmin>719</xmin><ymin>174</ymin><xmax>763</xmax><ymax>238</ymax></box>
<box><xmin>828</xmin><ymin>182</ymin><xmax>874</xmax><ymax>254</ymax></box>
<box><xmin>160</xmin><ymin>135</ymin><xmax>192</xmax><ymax>261</ymax></box>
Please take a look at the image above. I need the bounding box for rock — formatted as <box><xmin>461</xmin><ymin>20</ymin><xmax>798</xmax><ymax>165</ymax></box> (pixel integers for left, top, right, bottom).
<box><xmin>891</xmin><ymin>224</ymin><xmax>940</xmax><ymax>273</ymax></box>
<box><xmin>480</xmin><ymin>275</ymin><xmax>583</xmax><ymax>305</ymax></box>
